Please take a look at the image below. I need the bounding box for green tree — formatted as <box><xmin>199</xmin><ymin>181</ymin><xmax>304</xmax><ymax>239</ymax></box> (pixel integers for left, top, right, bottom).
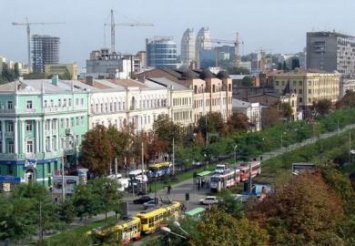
<box><xmin>71</xmin><ymin>184</ymin><xmax>100</xmax><ymax>220</ymax></box>
<box><xmin>336</xmin><ymin>90</ymin><xmax>355</xmax><ymax>109</ymax></box>
<box><xmin>279</xmin><ymin>102</ymin><xmax>293</xmax><ymax>121</ymax></box>
<box><xmin>291</xmin><ymin>57</ymin><xmax>300</xmax><ymax>70</ymax></box>
<box><xmin>241</xmin><ymin>76</ymin><xmax>254</xmax><ymax>87</ymax></box>
<box><xmin>90</xmin><ymin>177</ymin><xmax>123</xmax><ymax>219</ymax></box>
<box><xmin>227</xmin><ymin>66</ymin><xmax>251</xmax><ymax>75</ymax></box>
<box><xmin>81</xmin><ymin>125</ymin><xmax>113</xmax><ymax>176</ymax></box>
<box><xmin>217</xmin><ymin>189</ymin><xmax>244</xmax><ymax>219</ymax></box>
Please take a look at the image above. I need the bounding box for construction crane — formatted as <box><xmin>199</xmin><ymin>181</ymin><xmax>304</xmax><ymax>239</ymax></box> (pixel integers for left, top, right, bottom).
<box><xmin>105</xmin><ymin>9</ymin><xmax>154</xmax><ymax>53</ymax></box>
<box><xmin>204</xmin><ymin>32</ymin><xmax>244</xmax><ymax>67</ymax></box>
<box><xmin>12</xmin><ymin>18</ymin><xmax>64</xmax><ymax>72</ymax></box>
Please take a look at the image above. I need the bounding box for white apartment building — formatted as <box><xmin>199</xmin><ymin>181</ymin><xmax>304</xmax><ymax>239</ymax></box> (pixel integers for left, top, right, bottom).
<box><xmin>232</xmin><ymin>99</ymin><xmax>262</xmax><ymax>131</ymax></box>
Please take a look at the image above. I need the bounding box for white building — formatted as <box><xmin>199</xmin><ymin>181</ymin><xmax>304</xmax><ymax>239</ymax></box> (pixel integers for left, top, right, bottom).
<box><xmin>181</xmin><ymin>28</ymin><xmax>196</xmax><ymax>68</ymax></box>
<box><xmin>232</xmin><ymin>99</ymin><xmax>262</xmax><ymax>131</ymax></box>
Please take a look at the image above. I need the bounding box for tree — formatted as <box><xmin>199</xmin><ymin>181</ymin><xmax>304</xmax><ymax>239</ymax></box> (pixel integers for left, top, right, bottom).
<box><xmin>291</xmin><ymin>57</ymin><xmax>300</xmax><ymax>70</ymax></box>
<box><xmin>336</xmin><ymin>90</ymin><xmax>355</xmax><ymax>109</ymax></box>
<box><xmin>248</xmin><ymin>172</ymin><xmax>344</xmax><ymax>245</ymax></box>
<box><xmin>90</xmin><ymin>177</ymin><xmax>123</xmax><ymax>219</ymax></box>
<box><xmin>194</xmin><ymin>206</ymin><xmax>268</xmax><ymax>246</ymax></box>
<box><xmin>314</xmin><ymin>99</ymin><xmax>332</xmax><ymax>115</ymax></box>
<box><xmin>279</xmin><ymin>102</ymin><xmax>293</xmax><ymax>121</ymax></box>
<box><xmin>227</xmin><ymin>112</ymin><xmax>249</xmax><ymax>133</ymax></box>
<box><xmin>261</xmin><ymin>106</ymin><xmax>280</xmax><ymax>128</ymax></box>
<box><xmin>71</xmin><ymin>183</ymin><xmax>100</xmax><ymax>220</ymax></box>
<box><xmin>227</xmin><ymin>66</ymin><xmax>251</xmax><ymax>75</ymax></box>
<box><xmin>241</xmin><ymin>76</ymin><xmax>253</xmax><ymax>87</ymax></box>
<box><xmin>81</xmin><ymin>125</ymin><xmax>113</xmax><ymax>176</ymax></box>
<box><xmin>217</xmin><ymin>189</ymin><xmax>244</xmax><ymax>219</ymax></box>
<box><xmin>282</xmin><ymin>61</ymin><xmax>289</xmax><ymax>71</ymax></box>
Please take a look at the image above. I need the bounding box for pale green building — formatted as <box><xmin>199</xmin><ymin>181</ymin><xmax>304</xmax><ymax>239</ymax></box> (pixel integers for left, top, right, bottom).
<box><xmin>0</xmin><ymin>76</ymin><xmax>89</xmax><ymax>186</ymax></box>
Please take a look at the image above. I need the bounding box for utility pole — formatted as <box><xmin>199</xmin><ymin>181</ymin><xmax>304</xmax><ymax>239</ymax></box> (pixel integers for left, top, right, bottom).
<box><xmin>141</xmin><ymin>141</ymin><xmax>146</xmax><ymax>193</ymax></box>
<box><xmin>172</xmin><ymin>137</ymin><xmax>175</xmax><ymax>176</ymax></box>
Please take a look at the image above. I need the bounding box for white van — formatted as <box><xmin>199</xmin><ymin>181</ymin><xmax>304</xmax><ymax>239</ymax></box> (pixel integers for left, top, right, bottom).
<box><xmin>107</xmin><ymin>174</ymin><xmax>128</xmax><ymax>191</ymax></box>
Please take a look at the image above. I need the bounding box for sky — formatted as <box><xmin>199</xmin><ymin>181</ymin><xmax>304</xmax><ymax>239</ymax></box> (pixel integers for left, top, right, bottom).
<box><xmin>1</xmin><ymin>0</ymin><xmax>354</xmax><ymax>68</ymax></box>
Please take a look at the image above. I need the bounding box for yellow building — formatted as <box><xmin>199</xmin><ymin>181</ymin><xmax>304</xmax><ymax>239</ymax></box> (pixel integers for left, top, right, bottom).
<box><xmin>45</xmin><ymin>63</ymin><xmax>78</xmax><ymax>79</ymax></box>
<box><xmin>273</xmin><ymin>70</ymin><xmax>341</xmax><ymax>107</ymax></box>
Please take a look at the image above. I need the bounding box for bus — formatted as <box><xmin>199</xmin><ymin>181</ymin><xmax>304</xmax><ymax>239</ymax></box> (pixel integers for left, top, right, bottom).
<box><xmin>148</xmin><ymin>162</ymin><xmax>172</xmax><ymax>177</ymax></box>
<box><xmin>128</xmin><ymin>170</ymin><xmax>148</xmax><ymax>183</ymax></box>
<box><xmin>195</xmin><ymin>170</ymin><xmax>213</xmax><ymax>189</ymax></box>
<box><xmin>90</xmin><ymin>216</ymin><xmax>141</xmax><ymax>244</ymax></box>
<box><xmin>210</xmin><ymin>168</ymin><xmax>241</xmax><ymax>192</ymax></box>
<box><xmin>239</xmin><ymin>161</ymin><xmax>261</xmax><ymax>182</ymax></box>
<box><xmin>136</xmin><ymin>201</ymin><xmax>181</xmax><ymax>234</ymax></box>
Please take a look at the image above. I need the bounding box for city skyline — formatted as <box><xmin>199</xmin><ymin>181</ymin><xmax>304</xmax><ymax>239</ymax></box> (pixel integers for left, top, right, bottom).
<box><xmin>1</xmin><ymin>0</ymin><xmax>354</xmax><ymax>68</ymax></box>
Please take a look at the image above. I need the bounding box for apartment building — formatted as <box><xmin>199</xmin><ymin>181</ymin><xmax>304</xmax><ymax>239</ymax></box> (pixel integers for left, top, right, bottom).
<box><xmin>272</xmin><ymin>70</ymin><xmax>341</xmax><ymax>108</ymax></box>
<box><xmin>135</xmin><ymin>68</ymin><xmax>233</xmax><ymax>124</ymax></box>
<box><xmin>306</xmin><ymin>31</ymin><xmax>355</xmax><ymax>77</ymax></box>
<box><xmin>0</xmin><ymin>76</ymin><xmax>89</xmax><ymax>186</ymax></box>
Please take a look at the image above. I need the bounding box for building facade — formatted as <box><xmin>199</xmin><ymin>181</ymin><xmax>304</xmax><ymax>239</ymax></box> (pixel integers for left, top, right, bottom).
<box><xmin>32</xmin><ymin>35</ymin><xmax>60</xmax><ymax>73</ymax></box>
<box><xmin>0</xmin><ymin>76</ymin><xmax>88</xmax><ymax>186</ymax></box>
<box><xmin>306</xmin><ymin>31</ymin><xmax>355</xmax><ymax>77</ymax></box>
<box><xmin>45</xmin><ymin>63</ymin><xmax>79</xmax><ymax>79</ymax></box>
<box><xmin>181</xmin><ymin>28</ymin><xmax>196</xmax><ymax>68</ymax></box>
<box><xmin>232</xmin><ymin>99</ymin><xmax>262</xmax><ymax>131</ymax></box>
<box><xmin>272</xmin><ymin>70</ymin><xmax>341</xmax><ymax>108</ymax></box>
<box><xmin>146</xmin><ymin>37</ymin><xmax>177</xmax><ymax>69</ymax></box>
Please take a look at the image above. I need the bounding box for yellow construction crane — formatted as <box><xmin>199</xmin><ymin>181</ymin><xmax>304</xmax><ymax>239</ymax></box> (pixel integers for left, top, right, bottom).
<box><xmin>12</xmin><ymin>18</ymin><xmax>64</xmax><ymax>71</ymax></box>
<box><xmin>106</xmin><ymin>9</ymin><xmax>154</xmax><ymax>53</ymax></box>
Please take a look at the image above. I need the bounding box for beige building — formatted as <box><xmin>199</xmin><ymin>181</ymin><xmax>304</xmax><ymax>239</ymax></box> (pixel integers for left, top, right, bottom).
<box><xmin>45</xmin><ymin>63</ymin><xmax>79</xmax><ymax>80</ymax></box>
<box><xmin>272</xmin><ymin>70</ymin><xmax>341</xmax><ymax>108</ymax></box>
<box><xmin>135</xmin><ymin>68</ymin><xmax>233</xmax><ymax>125</ymax></box>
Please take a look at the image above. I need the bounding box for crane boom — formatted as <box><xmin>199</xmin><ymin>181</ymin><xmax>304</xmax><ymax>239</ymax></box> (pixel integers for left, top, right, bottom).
<box><xmin>107</xmin><ymin>9</ymin><xmax>154</xmax><ymax>53</ymax></box>
<box><xmin>11</xmin><ymin>20</ymin><xmax>64</xmax><ymax>72</ymax></box>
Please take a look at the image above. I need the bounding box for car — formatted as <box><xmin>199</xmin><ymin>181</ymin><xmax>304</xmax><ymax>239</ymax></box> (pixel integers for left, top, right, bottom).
<box><xmin>199</xmin><ymin>196</ymin><xmax>219</xmax><ymax>205</ymax></box>
<box><xmin>143</xmin><ymin>199</ymin><xmax>159</xmax><ymax>209</ymax></box>
<box><xmin>133</xmin><ymin>196</ymin><xmax>153</xmax><ymax>204</ymax></box>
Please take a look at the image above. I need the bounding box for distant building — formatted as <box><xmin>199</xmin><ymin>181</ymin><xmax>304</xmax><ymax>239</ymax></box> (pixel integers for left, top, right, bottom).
<box><xmin>32</xmin><ymin>35</ymin><xmax>60</xmax><ymax>73</ymax></box>
<box><xmin>272</xmin><ymin>70</ymin><xmax>341</xmax><ymax>109</ymax></box>
<box><xmin>86</xmin><ymin>48</ymin><xmax>139</xmax><ymax>79</ymax></box>
<box><xmin>45</xmin><ymin>63</ymin><xmax>78</xmax><ymax>79</ymax></box>
<box><xmin>146</xmin><ymin>37</ymin><xmax>177</xmax><ymax>69</ymax></box>
<box><xmin>181</xmin><ymin>28</ymin><xmax>196</xmax><ymax>68</ymax></box>
<box><xmin>232</xmin><ymin>99</ymin><xmax>262</xmax><ymax>131</ymax></box>
<box><xmin>195</xmin><ymin>27</ymin><xmax>212</xmax><ymax>69</ymax></box>
<box><xmin>306</xmin><ymin>31</ymin><xmax>355</xmax><ymax>77</ymax></box>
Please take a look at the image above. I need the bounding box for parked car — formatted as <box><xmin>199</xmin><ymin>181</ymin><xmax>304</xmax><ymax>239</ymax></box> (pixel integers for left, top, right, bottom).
<box><xmin>133</xmin><ymin>196</ymin><xmax>153</xmax><ymax>204</ymax></box>
<box><xmin>199</xmin><ymin>196</ymin><xmax>219</xmax><ymax>205</ymax></box>
<box><xmin>143</xmin><ymin>198</ymin><xmax>159</xmax><ymax>209</ymax></box>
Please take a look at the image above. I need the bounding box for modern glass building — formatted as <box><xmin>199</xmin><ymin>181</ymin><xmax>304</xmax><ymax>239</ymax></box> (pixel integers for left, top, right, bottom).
<box><xmin>146</xmin><ymin>37</ymin><xmax>177</xmax><ymax>69</ymax></box>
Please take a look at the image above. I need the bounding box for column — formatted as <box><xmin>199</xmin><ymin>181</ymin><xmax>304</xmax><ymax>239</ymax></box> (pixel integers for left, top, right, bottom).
<box><xmin>35</xmin><ymin>120</ymin><xmax>40</xmax><ymax>153</ymax></box>
<box><xmin>42</xmin><ymin>119</ymin><xmax>46</xmax><ymax>153</ymax></box>
<box><xmin>49</xmin><ymin>119</ymin><xmax>52</xmax><ymax>152</ymax></box>
<box><xmin>14</xmin><ymin>120</ymin><xmax>18</xmax><ymax>154</ymax></box>
<box><xmin>1</xmin><ymin>120</ymin><xmax>5</xmax><ymax>153</ymax></box>
<box><xmin>57</xmin><ymin>119</ymin><xmax>60</xmax><ymax>151</ymax></box>
<box><xmin>21</xmin><ymin>120</ymin><xmax>25</xmax><ymax>154</ymax></box>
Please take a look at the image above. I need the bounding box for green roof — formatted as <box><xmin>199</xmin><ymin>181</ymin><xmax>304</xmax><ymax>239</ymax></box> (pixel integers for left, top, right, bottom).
<box><xmin>185</xmin><ymin>207</ymin><xmax>206</xmax><ymax>217</ymax></box>
<box><xmin>196</xmin><ymin>171</ymin><xmax>213</xmax><ymax>177</ymax></box>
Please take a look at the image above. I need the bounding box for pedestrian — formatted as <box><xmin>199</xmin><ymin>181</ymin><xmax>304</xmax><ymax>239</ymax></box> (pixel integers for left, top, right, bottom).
<box><xmin>167</xmin><ymin>185</ymin><xmax>171</xmax><ymax>195</ymax></box>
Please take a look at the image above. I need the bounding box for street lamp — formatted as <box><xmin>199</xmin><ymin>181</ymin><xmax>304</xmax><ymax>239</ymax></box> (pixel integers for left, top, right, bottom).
<box><xmin>161</xmin><ymin>226</ymin><xmax>187</xmax><ymax>239</ymax></box>
<box><xmin>173</xmin><ymin>221</ymin><xmax>189</xmax><ymax>236</ymax></box>
<box><xmin>234</xmin><ymin>145</ymin><xmax>238</xmax><ymax>166</ymax></box>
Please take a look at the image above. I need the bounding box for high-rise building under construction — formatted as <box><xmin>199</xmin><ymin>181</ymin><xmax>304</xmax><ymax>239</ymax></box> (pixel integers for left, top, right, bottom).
<box><xmin>32</xmin><ymin>34</ymin><xmax>60</xmax><ymax>73</ymax></box>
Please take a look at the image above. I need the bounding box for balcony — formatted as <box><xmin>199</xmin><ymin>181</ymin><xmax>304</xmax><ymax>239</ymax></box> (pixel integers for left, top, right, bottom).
<box><xmin>0</xmin><ymin>109</ymin><xmax>15</xmax><ymax>114</ymax></box>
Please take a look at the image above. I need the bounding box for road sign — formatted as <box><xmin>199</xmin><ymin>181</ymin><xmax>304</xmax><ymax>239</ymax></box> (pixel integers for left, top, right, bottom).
<box><xmin>0</xmin><ymin>176</ymin><xmax>21</xmax><ymax>184</ymax></box>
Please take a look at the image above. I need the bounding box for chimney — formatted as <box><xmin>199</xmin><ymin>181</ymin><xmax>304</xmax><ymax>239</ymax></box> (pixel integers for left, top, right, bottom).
<box><xmin>85</xmin><ymin>76</ymin><xmax>94</xmax><ymax>86</ymax></box>
<box><xmin>51</xmin><ymin>75</ymin><xmax>59</xmax><ymax>86</ymax></box>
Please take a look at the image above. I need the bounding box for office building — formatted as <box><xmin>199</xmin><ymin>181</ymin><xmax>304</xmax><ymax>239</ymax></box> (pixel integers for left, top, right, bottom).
<box><xmin>146</xmin><ymin>37</ymin><xmax>177</xmax><ymax>69</ymax></box>
<box><xmin>181</xmin><ymin>28</ymin><xmax>196</xmax><ymax>67</ymax></box>
<box><xmin>32</xmin><ymin>35</ymin><xmax>60</xmax><ymax>73</ymax></box>
<box><xmin>306</xmin><ymin>31</ymin><xmax>355</xmax><ymax>77</ymax></box>
<box><xmin>195</xmin><ymin>27</ymin><xmax>213</xmax><ymax>69</ymax></box>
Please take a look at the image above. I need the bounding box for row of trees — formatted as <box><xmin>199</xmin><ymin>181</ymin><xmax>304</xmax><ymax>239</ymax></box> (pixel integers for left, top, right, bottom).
<box><xmin>145</xmin><ymin>166</ymin><xmax>355</xmax><ymax>246</ymax></box>
<box><xmin>0</xmin><ymin>62</ymin><xmax>20</xmax><ymax>83</ymax></box>
<box><xmin>0</xmin><ymin>177</ymin><xmax>123</xmax><ymax>244</ymax></box>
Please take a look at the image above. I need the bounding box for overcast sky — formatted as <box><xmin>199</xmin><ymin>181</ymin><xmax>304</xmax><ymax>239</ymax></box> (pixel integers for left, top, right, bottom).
<box><xmin>1</xmin><ymin>0</ymin><xmax>354</xmax><ymax>68</ymax></box>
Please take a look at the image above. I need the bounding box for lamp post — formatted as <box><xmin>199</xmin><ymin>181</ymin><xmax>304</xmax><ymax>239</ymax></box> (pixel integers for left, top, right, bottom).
<box><xmin>234</xmin><ymin>145</ymin><xmax>238</xmax><ymax>166</ymax></box>
<box><xmin>161</xmin><ymin>226</ymin><xmax>187</xmax><ymax>239</ymax></box>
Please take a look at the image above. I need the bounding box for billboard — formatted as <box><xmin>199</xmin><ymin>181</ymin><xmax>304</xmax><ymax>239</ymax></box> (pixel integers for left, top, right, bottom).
<box><xmin>52</xmin><ymin>176</ymin><xmax>79</xmax><ymax>194</ymax></box>
<box><xmin>292</xmin><ymin>163</ymin><xmax>316</xmax><ymax>175</ymax></box>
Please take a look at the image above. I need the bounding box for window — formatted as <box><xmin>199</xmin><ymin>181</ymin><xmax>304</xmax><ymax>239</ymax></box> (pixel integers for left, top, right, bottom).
<box><xmin>7</xmin><ymin>101</ymin><xmax>13</xmax><ymax>110</ymax></box>
<box><xmin>26</xmin><ymin>141</ymin><xmax>33</xmax><ymax>153</ymax></box>
<box><xmin>76</xmin><ymin>117</ymin><xmax>79</xmax><ymax>126</ymax></box>
<box><xmin>308</xmin><ymin>89</ymin><xmax>312</xmax><ymax>94</ymax></box>
<box><xmin>7</xmin><ymin>165</ymin><xmax>13</xmax><ymax>175</ymax></box>
<box><xmin>299</xmin><ymin>81</ymin><xmax>302</xmax><ymax>86</ymax></box>
<box><xmin>81</xmin><ymin>98</ymin><xmax>84</xmax><ymax>105</ymax></box>
<box><xmin>80</xmin><ymin>116</ymin><xmax>84</xmax><ymax>125</ymax></box>
<box><xmin>61</xmin><ymin>119</ymin><xmax>64</xmax><ymax>128</ymax></box>
<box><xmin>58</xmin><ymin>99</ymin><xmax>61</xmax><ymax>107</ymax></box>
<box><xmin>69</xmin><ymin>99</ymin><xmax>72</xmax><ymax>107</ymax></box>
<box><xmin>298</xmin><ymin>89</ymin><xmax>302</xmax><ymax>94</ymax></box>
<box><xmin>44</xmin><ymin>100</ymin><xmax>47</xmax><ymax>108</ymax></box>
<box><xmin>52</xmin><ymin>120</ymin><xmax>57</xmax><ymax>130</ymax></box>
<box><xmin>46</xmin><ymin>137</ymin><xmax>50</xmax><ymax>152</ymax></box>
<box><xmin>26</xmin><ymin>101</ymin><xmax>33</xmax><ymax>109</ymax></box>
<box><xmin>50</xmin><ymin>100</ymin><xmax>53</xmax><ymax>107</ymax></box>
<box><xmin>7</xmin><ymin>122</ymin><xmax>13</xmax><ymax>132</ymax></box>
<box><xmin>8</xmin><ymin>140</ymin><xmax>14</xmax><ymax>153</ymax></box>
<box><xmin>52</xmin><ymin>136</ymin><xmax>57</xmax><ymax>151</ymax></box>
<box><xmin>71</xmin><ymin>118</ymin><xmax>74</xmax><ymax>127</ymax></box>
<box><xmin>76</xmin><ymin>98</ymin><xmax>79</xmax><ymax>105</ymax></box>
<box><xmin>26</xmin><ymin>121</ymin><xmax>32</xmax><ymax>131</ymax></box>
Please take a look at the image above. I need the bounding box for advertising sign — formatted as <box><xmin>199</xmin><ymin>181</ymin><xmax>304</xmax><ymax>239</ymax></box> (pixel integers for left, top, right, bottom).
<box><xmin>52</xmin><ymin>175</ymin><xmax>79</xmax><ymax>194</ymax></box>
